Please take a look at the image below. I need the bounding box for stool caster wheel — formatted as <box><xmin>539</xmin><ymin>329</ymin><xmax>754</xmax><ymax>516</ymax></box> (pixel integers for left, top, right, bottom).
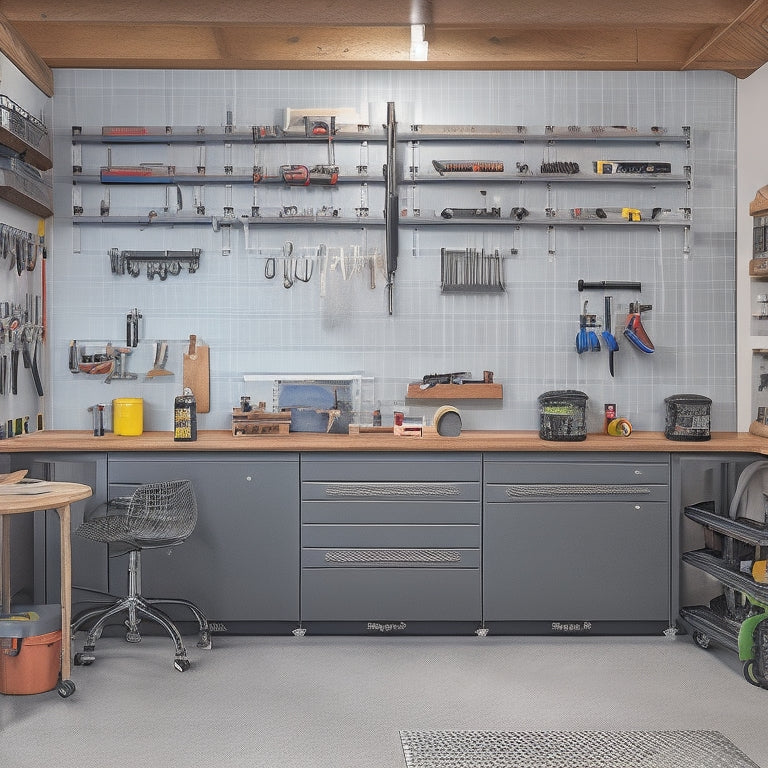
<box><xmin>57</xmin><ymin>679</ymin><xmax>76</xmax><ymax>698</ymax></box>
<box><xmin>74</xmin><ymin>651</ymin><xmax>95</xmax><ymax>666</ymax></box>
<box><xmin>692</xmin><ymin>630</ymin><xmax>711</xmax><ymax>649</ymax></box>
<box><xmin>197</xmin><ymin>630</ymin><xmax>212</xmax><ymax>650</ymax></box>
<box><xmin>174</xmin><ymin>657</ymin><xmax>190</xmax><ymax>672</ymax></box>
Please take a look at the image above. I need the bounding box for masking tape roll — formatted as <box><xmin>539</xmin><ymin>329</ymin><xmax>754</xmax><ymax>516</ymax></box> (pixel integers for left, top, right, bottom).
<box><xmin>607</xmin><ymin>417</ymin><xmax>632</xmax><ymax>437</ymax></box>
<box><xmin>433</xmin><ymin>405</ymin><xmax>462</xmax><ymax>437</ymax></box>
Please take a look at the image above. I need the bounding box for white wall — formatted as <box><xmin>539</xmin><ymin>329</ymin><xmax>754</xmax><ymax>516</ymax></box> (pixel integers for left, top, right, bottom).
<box><xmin>737</xmin><ymin>63</ymin><xmax>768</xmax><ymax>430</ymax></box>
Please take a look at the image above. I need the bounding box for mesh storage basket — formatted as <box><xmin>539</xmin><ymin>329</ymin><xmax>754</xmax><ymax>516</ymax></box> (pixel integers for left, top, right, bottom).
<box><xmin>664</xmin><ymin>394</ymin><xmax>711</xmax><ymax>441</ymax></box>
<box><xmin>538</xmin><ymin>390</ymin><xmax>588</xmax><ymax>441</ymax></box>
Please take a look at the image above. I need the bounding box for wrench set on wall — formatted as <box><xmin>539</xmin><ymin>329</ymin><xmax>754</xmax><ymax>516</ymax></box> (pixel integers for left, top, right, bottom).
<box><xmin>0</xmin><ymin>294</ymin><xmax>44</xmax><ymax>397</ymax></box>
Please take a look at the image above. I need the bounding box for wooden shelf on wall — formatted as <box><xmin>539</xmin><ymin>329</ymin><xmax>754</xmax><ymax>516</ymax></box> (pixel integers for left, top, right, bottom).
<box><xmin>406</xmin><ymin>383</ymin><xmax>503</xmax><ymax>400</ymax></box>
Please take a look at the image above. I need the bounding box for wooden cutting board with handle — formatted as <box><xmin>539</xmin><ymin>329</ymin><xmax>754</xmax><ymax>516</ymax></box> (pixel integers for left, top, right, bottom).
<box><xmin>183</xmin><ymin>334</ymin><xmax>210</xmax><ymax>413</ymax></box>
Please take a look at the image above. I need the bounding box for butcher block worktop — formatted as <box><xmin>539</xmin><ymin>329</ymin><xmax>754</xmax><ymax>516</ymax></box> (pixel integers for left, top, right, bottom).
<box><xmin>1</xmin><ymin>430</ymin><xmax>766</xmax><ymax>453</ymax></box>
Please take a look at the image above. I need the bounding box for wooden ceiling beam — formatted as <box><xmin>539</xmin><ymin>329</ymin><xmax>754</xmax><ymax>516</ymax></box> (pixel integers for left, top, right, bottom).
<box><xmin>0</xmin><ymin>0</ymin><xmax>756</xmax><ymax>27</ymax></box>
<box><xmin>0</xmin><ymin>11</ymin><xmax>53</xmax><ymax>95</ymax></box>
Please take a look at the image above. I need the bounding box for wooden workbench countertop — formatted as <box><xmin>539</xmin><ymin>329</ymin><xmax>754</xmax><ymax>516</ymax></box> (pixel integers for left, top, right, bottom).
<box><xmin>1</xmin><ymin>430</ymin><xmax>766</xmax><ymax>454</ymax></box>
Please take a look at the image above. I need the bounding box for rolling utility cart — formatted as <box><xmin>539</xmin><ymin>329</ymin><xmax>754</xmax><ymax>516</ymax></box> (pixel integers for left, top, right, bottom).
<box><xmin>680</xmin><ymin>460</ymin><xmax>768</xmax><ymax>688</ymax></box>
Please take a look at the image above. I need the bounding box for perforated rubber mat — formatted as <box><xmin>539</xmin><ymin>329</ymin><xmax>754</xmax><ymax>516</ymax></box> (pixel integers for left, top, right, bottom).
<box><xmin>399</xmin><ymin>730</ymin><xmax>760</xmax><ymax>768</ymax></box>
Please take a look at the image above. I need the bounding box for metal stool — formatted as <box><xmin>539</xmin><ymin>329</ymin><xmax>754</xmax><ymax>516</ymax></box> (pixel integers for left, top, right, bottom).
<box><xmin>71</xmin><ymin>480</ymin><xmax>211</xmax><ymax>671</ymax></box>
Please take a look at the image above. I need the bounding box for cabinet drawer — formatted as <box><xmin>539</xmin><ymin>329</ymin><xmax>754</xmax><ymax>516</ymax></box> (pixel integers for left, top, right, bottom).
<box><xmin>302</xmin><ymin>546</ymin><xmax>480</xmax><ymax>568</ymax></box>
<box><xmin>301</xmin><ymin>499</ymin><xmax>481</xmax><ymax>525</ymax></box>
<box><xmin>484</xmin><ymin>482</ymin><xmax>669</xmax><ymax>503</ymax></box>
<box><xmin>302</xmin><ymin>523</ymin><xmax>480</xmax><ymax>548</ymax></box>
<box><xmin>301</xmin><ymin>568</ymin><xmax>480</xmax><ymax>622</ymax></box>
<box><xmin>300</xmin><ymin>453</ymin><xmax>481</xmax><ymax>483</ymax></box>
<box><xmin>302</xmin><ymin>480</ymin><xmax>480</xmax><ymax>502</ymax></box>
<box><xmin>484</xmin><ymin>454</ymin><xmax>669</xmax><ymax>486</ymax></box>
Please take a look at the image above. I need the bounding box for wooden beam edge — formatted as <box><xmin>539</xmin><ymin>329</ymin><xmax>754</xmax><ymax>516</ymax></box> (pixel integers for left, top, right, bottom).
<box><xmin>0</xmin><ymin>12</ymin><xmax>54</xmax><ymax>95</ymax></box>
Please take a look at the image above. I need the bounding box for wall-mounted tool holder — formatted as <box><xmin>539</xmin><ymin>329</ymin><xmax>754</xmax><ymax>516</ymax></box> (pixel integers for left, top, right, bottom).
<box><xmin>109</xmin><ymin>248</ymin><xmax>201</xmax><ymax>279</ymax></box>
<box><xmin>0</xmin><ymin>224</ymin><xmax>43</xmax><ymax>274</ymax></box>
<box><xmin>440</xmin><ymin>248</ymin><xmax>505</xmax><ymax>294</ymax></box>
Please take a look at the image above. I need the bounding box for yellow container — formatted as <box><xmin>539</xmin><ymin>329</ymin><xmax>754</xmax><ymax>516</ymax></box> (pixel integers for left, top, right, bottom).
<box><xmin>113</xmin><ymin>398</ymin><xmax>143</xmax><ymax>435</ymax></box>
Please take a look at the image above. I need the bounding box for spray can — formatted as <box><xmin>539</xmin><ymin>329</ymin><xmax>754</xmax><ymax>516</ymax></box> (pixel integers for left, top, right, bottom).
<box><xmin>174</xmin><ymin>387</ymin><xmax>197</xmax><ymax>442</ymax></box>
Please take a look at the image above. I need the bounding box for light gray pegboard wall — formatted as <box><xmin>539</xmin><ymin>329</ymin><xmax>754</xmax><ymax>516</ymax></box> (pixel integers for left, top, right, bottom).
<box><xmin>49</xmin><ymin>69</ymin><xmax>736</xmax><ymax>433</ymax></box>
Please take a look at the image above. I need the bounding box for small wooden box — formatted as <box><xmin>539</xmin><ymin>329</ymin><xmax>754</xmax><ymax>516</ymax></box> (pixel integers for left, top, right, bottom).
<box><xmin>232</xmin><ymin>407</ymin><xmax>291</xmax><ymax>436</ymax></box>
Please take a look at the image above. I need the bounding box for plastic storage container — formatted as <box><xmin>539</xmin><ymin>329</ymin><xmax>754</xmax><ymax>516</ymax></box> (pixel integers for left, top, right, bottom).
<box><xmin>0</xmin><ymin>604</ymin><xmax>62</xmax><ymax>695</ymax></box>
<box><xmin>664</xmin><ymin>394</ymin><xmax>711</xmax><ymax>441</ymax></box>
<box><xmin>113</xmin><ymin>397</ymin><xmax>143</xmax><ymax>435</ymax></box>
<box><xmin>538</xmin><ymin>390</ymin><xmax>588</xmax><ymax>441</ymax></box>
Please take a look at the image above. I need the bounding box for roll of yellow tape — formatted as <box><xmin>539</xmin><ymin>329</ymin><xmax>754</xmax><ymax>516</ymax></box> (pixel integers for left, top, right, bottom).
<box><xmin>607</xmin><ymin>417</ymin><xmax>632</xmax><ymax>437</ymax></box>
<box><xmin>113</xmin><ymin>398</ymin><xmax>144</xmax><ymax>436</ymax></box>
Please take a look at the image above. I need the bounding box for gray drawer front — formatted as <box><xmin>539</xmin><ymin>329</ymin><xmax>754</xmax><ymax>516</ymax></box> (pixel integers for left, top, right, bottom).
<box><xmin>484</xmin><ymin>455</ymin><xmax>669</xmax><ymax>486</ymax></box>
<box><xmin>109</xmin><ymin>453</ymin><xmax>298</xmax><ymax>483</ymax></box>
<box><xmin>484</xmin><ymin>482</ymin><xmax>668</xmax><ymax>503</ymax></box>
<box><xmin>485</xmin><ymin>500</ymin><xmax>669</xmax><ymax>519</ymax></box>
<box><xmin>301</xmin><ymin>500</ymin><xmax>481</xmax><ymax>525</ymax></box>
<box><xmin>302</xmin><ymin>546</ymin><xmax>480</xmax><ymax>568</ymax></box>
<box><xmin>300</xmin><ymin>453</ymin><xmax>481</xmax><ymax>483</ymax></box>
<box><xmin>301</xmin><ymin>568</ymin><xmax>480</xmax><ymax>621</ymax></box>
<box><xmin>302</xmin><ymin>480</ymin><xmax>480</xmax><ymax>502</ymax></box>
<box><xmin>302</xmin><ymin>524</ymin><xmax>480</xmax><ymax>548</ymax></box>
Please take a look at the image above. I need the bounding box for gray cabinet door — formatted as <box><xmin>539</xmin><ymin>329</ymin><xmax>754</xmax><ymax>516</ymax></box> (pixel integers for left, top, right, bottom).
<box><xmin>12</xmin><ymin>452</ymin><xmax>108</xmax><ymax>611</ymax></box>
<box><xmin>483</xmin><ymin>501</ymin><xmax>670</xmax><ymax>621</ymax></box>
<box><xmin>483</xmin><ymin>453</ymin><xmax>671</xmax><ymax>624</ymax></box>
<box><xmin>107</xmin><ymin>453</ymin><xmax>299</xmax><ymax>623</ymax></box>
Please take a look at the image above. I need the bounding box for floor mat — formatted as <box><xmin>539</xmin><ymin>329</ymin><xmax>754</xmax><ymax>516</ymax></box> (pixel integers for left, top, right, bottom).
<box><xmin>399</xmin><ymin>730</ymin><xmax>761</xmax><ymax>768</ymax></box>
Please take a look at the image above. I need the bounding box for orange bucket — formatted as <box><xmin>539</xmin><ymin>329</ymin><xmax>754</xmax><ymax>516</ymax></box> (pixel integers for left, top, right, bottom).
<box><xmin>0</xmin><ymin>629</ymin><xmax>62</xmax><ymax>695</ymax></box>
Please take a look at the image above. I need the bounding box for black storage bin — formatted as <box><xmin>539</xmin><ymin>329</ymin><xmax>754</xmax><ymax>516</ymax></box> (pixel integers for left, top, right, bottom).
<box><xmin>664</xmin><ymin>394</ymin><xmax>711</xmax><ymax>441</ymax></box>
<box><xmin>538</xmin><ymin>390</ymin><xmax>588</xmax><ymax>441</ymax></box>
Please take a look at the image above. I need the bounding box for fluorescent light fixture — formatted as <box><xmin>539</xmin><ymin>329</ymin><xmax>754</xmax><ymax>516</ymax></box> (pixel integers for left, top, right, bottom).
<box><xmin>410</xmin><ymin>24</ymin><xmax>428</xmax><ymax>61</ymax></box>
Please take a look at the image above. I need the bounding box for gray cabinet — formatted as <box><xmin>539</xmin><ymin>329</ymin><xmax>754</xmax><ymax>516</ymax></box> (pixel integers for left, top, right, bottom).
<box><xmin>107</xmin><ymin>453</ymin><xmax>300</xmax><ymax>630</ymax></box>
<box><xmin>300</xmin><ymin>452</ymin><xmax>482</xmax><ymax>630</ymax></box>
<box><xmin>483</xmin><ymin>452</ymin><xmax>672</xmax><ymax>634</ymax></box>
<box><xmin>10</xmin><ymin>452</ymin><xmax>107</xmax><ymax>613</ymax></box>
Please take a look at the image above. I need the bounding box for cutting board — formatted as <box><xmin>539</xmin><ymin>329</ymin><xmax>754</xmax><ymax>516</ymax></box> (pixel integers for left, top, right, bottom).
<box><xmin>182</xmin><ymin>334</ymin><xmax>210</xmax><ymax>413</ymax></box>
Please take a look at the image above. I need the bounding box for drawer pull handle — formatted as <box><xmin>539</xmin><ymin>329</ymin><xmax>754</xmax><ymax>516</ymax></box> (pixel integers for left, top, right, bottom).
<box><xmin>505</xmin><ymin>483</ymin><xmax>651</xmax><ymax>497</ymax></box>
<box><xmin>324</xmin><ymin>548</ymin><xmax>461</xmax><ymax>565</ymax></box>
<box><xmin>324</xmin><ymin>482</ymin><xmax>461</xmax><ymax>498</ymax></box>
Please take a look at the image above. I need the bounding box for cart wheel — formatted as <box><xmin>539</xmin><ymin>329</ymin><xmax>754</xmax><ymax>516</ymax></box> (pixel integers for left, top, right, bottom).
<box><xmin>57</xmin><ymin>679</ymin><xmax>76</xmax><ymax>698</ymax></box>
<box><xmin>743</xmin><ymin>659</ymin><xmax>762</xmax><ymax>686</ymax></box>
<box><xmin>74</xmin><ymin>651</ymin><xmax>95</xmax><ymax>666</ymax></box>
<box><xmin>173</xmin><ymin>657</ymin><xmax>190</xmax><ymax>672</ymax></box>
<box><xmin>692</xmin><ymin>630</ymin><xmax>711</xmax><ymax>649</ymax></box>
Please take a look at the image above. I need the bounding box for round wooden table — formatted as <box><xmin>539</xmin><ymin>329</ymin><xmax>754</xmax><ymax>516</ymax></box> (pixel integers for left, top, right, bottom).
<box><xmin>0</xmin><ymin>481</ymin><xmax>93</xmax><ymax>697</ymax></box>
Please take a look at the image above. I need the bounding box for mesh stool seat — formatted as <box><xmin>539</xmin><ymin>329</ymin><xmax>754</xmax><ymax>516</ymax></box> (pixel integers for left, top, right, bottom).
<box><xmin>71</xmin><ymin>480</ymin><xmax>211</xmax><ymax>672</ymax></box>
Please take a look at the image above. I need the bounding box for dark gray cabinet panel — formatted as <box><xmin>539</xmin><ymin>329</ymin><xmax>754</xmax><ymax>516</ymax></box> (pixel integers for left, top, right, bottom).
<box><xmin>300</xmin><ymin>452</ymin><xmax>482</xmax><ymax>624</ymax></box>
<box><xmin>10</xmin><ymin>452</ymin><xmax>108</xmax><ymax>611</ymax></box>
<box><xmin>107</xmin><ymin>453</ymin><xmax>299</xmax><ymax>624</ymax></box>
<box><xmin>483</xmin><ymin>453</ymin><xmax>671</xmax><ymax>628</ymax></box>
<box><xmin>302</xmin><ymin>568</ymin><xmax>480</xmax><ymax>622</ymax></box>
<box><xmin>484</xmin><ymin>501</ymin><xmax>669</xmax><ymax>621</ymax></box>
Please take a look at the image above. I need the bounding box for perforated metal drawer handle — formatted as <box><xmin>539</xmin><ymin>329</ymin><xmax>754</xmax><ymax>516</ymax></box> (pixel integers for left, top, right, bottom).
<box><xmin>324</xmin><ymin>548</ymin><xmax>462</xmax><ymax>564</ymax></box>
<box><xmin>505</xmin><ymin>483</ymin><xmax>651</xmax><ymax>497</ymax></box>
<box><xmin>324</xmin><ymin>482</ymin><xmax>461</xmax><ymax>498</ymax></box>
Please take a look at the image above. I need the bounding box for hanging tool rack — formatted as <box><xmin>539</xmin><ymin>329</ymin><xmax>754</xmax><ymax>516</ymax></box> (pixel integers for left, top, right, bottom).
<box><xmin>109</xmin><ymin>248</ymin><xmax>201</xmax><ymax>279</ymax></box>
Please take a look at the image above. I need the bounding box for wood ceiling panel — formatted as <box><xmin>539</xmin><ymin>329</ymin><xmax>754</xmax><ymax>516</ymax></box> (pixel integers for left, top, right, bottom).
<box><xmin>1</xmin><ymin>0</ymin><xmax>768</xmax><ymax>81</ymax></box>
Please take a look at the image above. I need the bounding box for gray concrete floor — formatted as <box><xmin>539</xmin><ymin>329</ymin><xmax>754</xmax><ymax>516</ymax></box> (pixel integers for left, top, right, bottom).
<box><xmin>2</xmin><ymin>633</ymin><xmax>766</xmax><ymax>768</ymax></box>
